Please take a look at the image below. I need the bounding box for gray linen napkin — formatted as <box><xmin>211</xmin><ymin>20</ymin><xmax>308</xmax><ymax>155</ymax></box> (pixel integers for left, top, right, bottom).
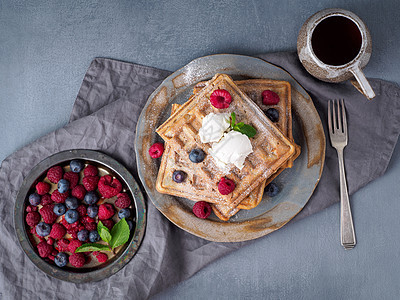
<box><xmin>0</xmin><ymin>52</ymin><xmax>399</xmax><ymax>299</ymax></box>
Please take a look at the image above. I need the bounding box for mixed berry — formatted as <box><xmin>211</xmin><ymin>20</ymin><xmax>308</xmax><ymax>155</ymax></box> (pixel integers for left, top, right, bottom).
<box><xmin>262</xmin><ymin>90</ymin><xmax>280</xmax><ymax>105</ymax></box>
<box><xmin>189</xmin><ymin>148</ymin><xmax>205</xmax><ymax>163</ymax></box>
<box><xmin>265</xmin><ymin>108</ymin><xmax>279</xmax><ymax>123</ymax></box>
<box><xmin>148</xmin><ymin>142</ymin><xmax>164</xmax><ymax>158</ymax></box>
<box><xmin>192</xmin><ymin>201</ymin><xmax>212</xmax><ymax>219</ymax></box>
<box><xmin>210</xmin><ymin>89</ymin><xmax>232</xmax><ymax>109</ymax></box>
<box><xmin>24</xmin><ymin>160</ymin><xmax>136</xmax><ymax>269</ymax></box>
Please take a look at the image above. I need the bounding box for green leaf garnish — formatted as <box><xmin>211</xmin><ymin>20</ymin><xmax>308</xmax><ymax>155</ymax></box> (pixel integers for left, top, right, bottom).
<box><xmin>75</xmin><ymin>218</ymin><xmax>131</xmax><ymax>254</ymax></box>
<box><xmin>230</xmin><ymin>112</ymin><xmax>236</xmax><ymax>128</ymax></box>
<box><xmin>110</xmin><ymin>218</ymin><xmax>130</xmax><ymax>249</ymax></box>
<box><xmin>237</xmin><ymin>124</ymin><xmax>257</xmax><ymax>138</ymax></box>
<box><xmin>98</xmin><ymin>221</ymin><xmax>112</xmax><ymax>244</ymax></box>
<box><xmin>230</xmin><ymin>112</ymin><xmax>257</xmax><ymax>138</ymax></box>
<box><xmin>75</xmin><ymin>243</ymin><xmax>111</xmax><ymax>253</ymax></box>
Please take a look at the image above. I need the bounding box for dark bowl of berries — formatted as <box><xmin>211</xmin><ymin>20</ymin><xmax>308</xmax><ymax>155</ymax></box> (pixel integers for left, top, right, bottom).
<box><xmin>14</xmin><ymin>149</ymin><xmax>146</xmax><ymax>283</ymax></box>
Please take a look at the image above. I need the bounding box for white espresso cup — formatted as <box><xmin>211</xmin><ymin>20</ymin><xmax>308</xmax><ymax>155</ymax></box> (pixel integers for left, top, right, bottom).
<box><xmin>297</xmin><ymin>8</ymin><xmax>375</xmax><ymax>99</ymax></box>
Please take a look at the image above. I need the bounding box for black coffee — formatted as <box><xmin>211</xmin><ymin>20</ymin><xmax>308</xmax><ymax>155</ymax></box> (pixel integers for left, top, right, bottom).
<box><xmin>311</xmin><ymin>16</ymin><xmax>362</xmax><ymax>66</ymax></box>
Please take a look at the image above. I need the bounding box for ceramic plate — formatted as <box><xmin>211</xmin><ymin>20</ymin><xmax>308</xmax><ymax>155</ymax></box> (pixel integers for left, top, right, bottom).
<box><xmin>14</xmin><ymin>149</ymin><xmax>146</xmax><ymax>282</ymax></box>
<box><xmin>135</xmin><ymin>54</ymin><xmax>325</xmax><ymax>242</ymax></box>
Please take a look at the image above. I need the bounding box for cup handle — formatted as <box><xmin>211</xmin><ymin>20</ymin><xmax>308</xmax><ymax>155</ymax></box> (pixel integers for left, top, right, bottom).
<box><xmin>350</xmin><ymin>65</ymin><xmax>375</xmax><ymax>100</ymax></box>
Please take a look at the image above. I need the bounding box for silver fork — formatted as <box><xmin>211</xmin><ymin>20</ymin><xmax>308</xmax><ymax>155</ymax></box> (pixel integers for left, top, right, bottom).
<box><xmin>328</xmin><ymin>99</ymin><xmax>356</xmax><ymax>250</ymax></box>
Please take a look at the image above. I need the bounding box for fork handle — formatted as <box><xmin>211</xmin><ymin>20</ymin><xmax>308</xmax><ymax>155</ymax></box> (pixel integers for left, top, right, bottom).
<box><xmin>337</xmin><ymin>148</ymin><xmax>356</xmax><ymax>249</ymax></box>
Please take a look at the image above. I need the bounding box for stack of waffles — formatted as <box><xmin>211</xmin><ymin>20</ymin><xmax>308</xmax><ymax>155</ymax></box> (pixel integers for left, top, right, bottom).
<box><xmin>155</xmin><ymin>74</ymin><xmax>300</xmax><ymax>221</ymax></box>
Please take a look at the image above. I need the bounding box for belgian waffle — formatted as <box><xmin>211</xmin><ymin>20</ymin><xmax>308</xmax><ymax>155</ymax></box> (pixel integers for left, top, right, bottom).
<box><xmin>193</xmin><ymin>79</ymin><xmax>300</xmax><ymax>220</ymax></box>
<box><xmin>156</xmin><ymin>74</ymin><xmax>295</xmax><ymax>208</ymax></box>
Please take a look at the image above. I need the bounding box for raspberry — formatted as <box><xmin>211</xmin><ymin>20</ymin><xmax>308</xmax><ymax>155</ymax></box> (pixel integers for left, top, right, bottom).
<box><xmin>69</xmin><ymin>253</ymin><xmax>85</xmax><ymax>268</ymax></box>
<box><xmin>148</xmin><ymin>142</ymin><xmax>164</xmax><ymax>158</ymax></box>
<box><xmin>68</xmin><ymin>239</ymin><xmax>82</xmax><ymax>253</ymax></box>
<box><xmin>98</xmin><ymin>203</ymin><xmax>115</xmax><ymax>220</ymax></box>
<box><xmin>71</xmin><ymin>185</ymin><xmax>86</xmax><ymax>200</ymax></box>
<box><xmin>37</xmin><ymin>241</ymin><xmax>53</xmax><ymax>258</ymax></box>
<box><xmin>84</xmin><ymin>222</ymin><xmax>96</xmax><ymax>231</ymax></box>
<box><xmin>96</xmin><ymin>252</ymin><xmax>108</xmax><ymax>263</ymax></box>
<box><xmin>47</xmin><ymin>166</ymin><xmax>64</xmax><ymax>183</ymax></box>
<box><xmin>262</xmin><ymin>90</ymin><xmax>280</xmax><ymax>105</ymax></box>
<box><xmin>47</xmin><ymin>237</ymin><xmax>55</xmax><ymax>245</ymax></box>
<box><xmin>51</xmin><ymin>190</ymin><xmax>70</xmax><ymax>203</ymax></box>
<box><xmin>192</xmin><ymin>201</ymin><xmax>212</xmax><ymax>219</ymax></box>
<box><xmin>41</xmin><ymin>194</ymin><xmax>53</xmax><ymax>205</ymax></box>
<box><xmin>56</xmin><ymin>239</ymin><xmax>70</xmax><ymax>252</ymax></box>
<box><xmin>36</xmin><ymin>182</ymin><xmax>50</xmax><ymax>195</ymax></box>
<box><xmin>63</xmin><ymin>171</ymin><xmax>79</xmax><ymax>189</ymax></box>
<box><xmin>115</xmin><ymin>193</ymin><xmax>131</xmax><ymax>209</ymax></box>
<box><xmin>92</xmin><ymin>251</ymin><xmax>100</xmax><ymax>257</ymax></box>
<box><xmin>82</xmin><ymin>176</ymin><xmax>99</xmax><ymax>192</ymax></box>
<box><xmin>83</xmin><ymin>164</ymin><xmax>98</xmax><ymax>177</ymax></box>
<box><xmin>218</xmin><ymin>177</ymin><xmax>236</xmax><ymax>195</ymax></box>
<box><xmin>81</xmin><ymin>216</ymin><xmax>95</xmax><ymax>225</ymax></box>
<box><xmin>40</xmin><ymin>204</ymin><xmax>57</xmax><ymax>224</ymax></box>
<box><xmin>50</xmin><ymin>223</ymin><xmax>66</xmax><ymax>239</ymax></box>
<box><xmin>101</xmin><ymin>219</ymin><xmax>114</xmax><ymax>231</ymax></box>
<box><xmin>60</xmin><ymin>218</ymin><xmax>73</xmax><ymax>230</ymax></box>
<box><xmin>98</xmin><ymin>175</ymin><xmax>122</xmax><ymax>198</ymax></box>
<box><xmin>76</xmin><ymin>204</ymin><xmax>87</xmax><ymax>217</ymax></box>
<box><xmin>26</xmin><ymin>205</ymin><xmax>37</xmax><ymax>213</ymax></box>
<box><xmin>26</xmin><ymin>212</ymin><xmax>41</xmax><ymax>227</ymax></box>
<box><xmin>210</xmin><ymin>89</ymin><xmax>232</xmax><ymax>109</ymax></box>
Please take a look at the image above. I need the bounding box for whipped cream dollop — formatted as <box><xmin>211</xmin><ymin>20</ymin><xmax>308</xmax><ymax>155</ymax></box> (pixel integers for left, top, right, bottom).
<box><xmin>208</xmin><ymin>130</ymin><xmax>253</xmax><ymax>173</ymax></box>
<box><xmin>198</xmin><ymin>112</ymin><xmax>230</xmax><ymax>143</ymax></box>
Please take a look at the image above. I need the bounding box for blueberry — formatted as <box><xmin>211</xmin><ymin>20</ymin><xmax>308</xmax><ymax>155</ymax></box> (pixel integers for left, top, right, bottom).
<box><xmin>118</xmin><ymin>208</ymin><xmax>131</xmax><ymax>219</ymax></box>
<box><xmin>28</xmin><ymin>193</ymin><xmax>41</xmax><ymax>206</ymax></box>
<box><xmin>87</xmin><ymin>205</ymin><xmax>99</xmax><ymax>218</ymax></box>
<box><xmin>53</xmin><ymin>203</ymin><xmax>66</xmax><ymax>216</ymax></box>
<box><xmin>64</xmin><ymin>209</ymin><xmax>79</xmax><ymax>224</ymax></box>
<box><xmin>36</xmin><ymin>222</ymin><xmax>51</xmax><ymax>237</ymax></box>
<box><xmin>265</xmin><ymin>108</ymin><xmax>279</xmax><ymax>122</ymax></box>
<box><xmin>265</xmin><ymin>182</ymin><xmax>280</xmax><ymax>197</ymax></box>
<box><xmin>77</xmin><ymin>229</ymin><xmax>89</xmax><ymax>242</ymax></box>
<box><xmin>54</xmin><ymin>252</ymin><xmax>68</xmax><ymax>267</ymax></box>
<box><xmin>89</xmin><ymin>230</ymin><xmax>100</xmax><ymax>243</ymax></box>
<box><xmin>57</xmin><ymin>179</ymin><xmax>70</xmax><ymax>193</ymax></box>
<box><xmin>127</xmin><ymin>220</ymin><xmax>135</xmax><ymax>231</ymax></box>
<box><xmin>65</xmin><ymin>196</ymin><xmax>79</xmax><ymax>209</ymax></box>
<box><xmin>172</xmin><ymin>170</ymin><xmax>186</xmax><ymax>183</ymax></box>
<box><xmin>84</xmin><ymin>191</ymin><xmax>99</xmax><ymax>205</ymax></box>
<box><xmin>70</xmin><ymin>160</ymin><xmax>85</xmax><ymax>173</ymax></box>
<box><xmin>189</xmin><ymin>149</ymin><xmax>206</xmax><ymax>163</ymax></box>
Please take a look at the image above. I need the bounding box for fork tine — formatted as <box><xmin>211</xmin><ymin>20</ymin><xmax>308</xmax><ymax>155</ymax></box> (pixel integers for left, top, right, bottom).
<box><xmin>332</xmin><ymin>100</ymin><xmax>337</xmax><ymax>132</ymax></box>
<box><xmin>341</xmin><ymin>99</ymin><xmax>347</xmax><ymax>136</ymax></box>
<box><xmin>328</xmin><ymin>100</ymin><xmax>332</xmax><ymax>133</ymax></box>
<box><xmin>336</xmin><ymin>99</ymin><xmax>342</xmax><ymax>132</ymax></box>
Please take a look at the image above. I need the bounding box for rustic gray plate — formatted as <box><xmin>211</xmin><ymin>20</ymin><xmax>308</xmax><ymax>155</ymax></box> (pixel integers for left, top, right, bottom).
<box><xmin>14</xmin><ymin>149</ymin><xmax>146</xmax><ymax>282</ymax></box>
<box><xmin>135</xmin><ymin>54</ymin><xmax>325</xmax><ymax>242</ymax></box>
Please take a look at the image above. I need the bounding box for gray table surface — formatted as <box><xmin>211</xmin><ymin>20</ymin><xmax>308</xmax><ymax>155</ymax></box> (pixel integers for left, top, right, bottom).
<box><xmin>1</xmin><ymin>1</ymin><xmax>400</xmax><ymax>299</ymax></box>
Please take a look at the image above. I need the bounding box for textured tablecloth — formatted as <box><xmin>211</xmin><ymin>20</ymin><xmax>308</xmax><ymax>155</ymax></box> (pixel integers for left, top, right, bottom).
<box><xmin>0</xmin><ymin>52</ymin><xmax>399</xmax><ymax>299</ymax></box>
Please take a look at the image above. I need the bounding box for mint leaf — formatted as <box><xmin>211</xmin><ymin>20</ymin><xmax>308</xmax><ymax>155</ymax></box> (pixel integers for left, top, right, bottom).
<box><xmin>238</xmin><ymin>124</ymin><xmax>257</xmax><ymax>138</ymax></box>
<box><xmin>230</xmin><ymin>111</ymin><xmax>257</xmax><ymax>138</ymax></box>
<box><xmin>110</xmin><ymin>218</ymin><xmax>130</xmax><ymax>250</ymax></box>
<box><xmin>98</xmin><ymin>221</ymin><xmax>112</xmax><ymax>244</ymax></box>
<box><xmin>230</xmin><ymin>112</ymin><xmax>236</xmax><ymax>128</ymax></box>
<box><xmin>75</xmin><ymin>243</ymin><xmax>111</xmax><ymax>253</ymax></box>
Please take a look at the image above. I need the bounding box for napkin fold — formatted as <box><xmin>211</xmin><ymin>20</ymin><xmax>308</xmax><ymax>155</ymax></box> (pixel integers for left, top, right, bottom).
<box><xmin>0</xmin><ymin>52</ymin><xmax>399</xmax><ymax>299</ymax></box>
